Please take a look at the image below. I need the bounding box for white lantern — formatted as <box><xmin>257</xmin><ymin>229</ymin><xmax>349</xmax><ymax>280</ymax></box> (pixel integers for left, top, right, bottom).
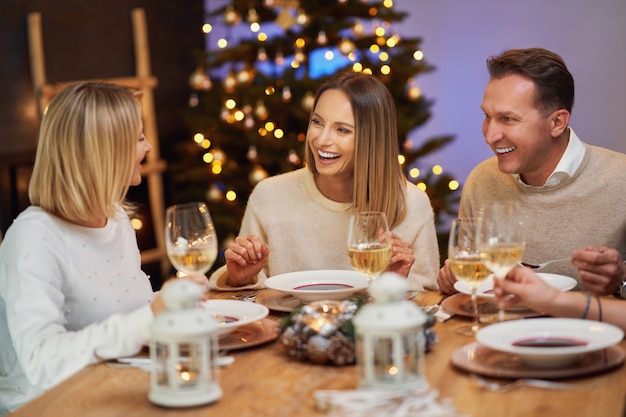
<box><xmin>352</xmin><ymin>273</ymin><xmax>428</xmax><ymax>390</ymax></box>
<box><xmin>149</xmin><ymin>280</ymin><xmax>222</xmax><ymax>407</ymax></box>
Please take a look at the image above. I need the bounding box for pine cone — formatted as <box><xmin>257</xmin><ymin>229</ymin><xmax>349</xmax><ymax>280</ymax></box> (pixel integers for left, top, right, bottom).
<box><xmin>306</xmin><ymin>335</ymin><xmax>331</xmax><ymax>365</ymax></box>
<box><xmin>280</xmin><ymin>326</ymin><xmax>308</xmax><ymax>360</ymax></box>
<box><xmin>327</xmin><ymin>332</ymin><xmax>356</xmax><ymax>365</ymax></box>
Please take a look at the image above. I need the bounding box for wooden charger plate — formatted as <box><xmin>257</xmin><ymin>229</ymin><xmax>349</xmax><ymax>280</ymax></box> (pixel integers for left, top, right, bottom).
<box><xmin>451</xmin><ymin>342</ymin><xmax>625</xmax><ymax>379</ymax></box>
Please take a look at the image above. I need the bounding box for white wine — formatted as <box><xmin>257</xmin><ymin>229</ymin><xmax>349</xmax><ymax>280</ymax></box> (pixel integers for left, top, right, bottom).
<box><xmin>479</xmin><ymin>244</ymin><xmax>525</xmax><ymax>278</ymax></box>
<box><xmin>168</xmin><ymin>245</ymin><xmax>218</xmax><ymax>275</ymax></box>
<box><xmin>449</xmin><ymin>256</ymin><xmax>491</xmax><ymax>286</ymax></box>
<box><xmin>347</xmin><ymin>244</ymin><xmax>392</xmax><ymax>279</ymax></box>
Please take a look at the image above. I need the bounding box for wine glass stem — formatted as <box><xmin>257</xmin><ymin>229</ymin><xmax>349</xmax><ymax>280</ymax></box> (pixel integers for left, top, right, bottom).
<box><xmin>470</xmin><ymin>288</ymin><xmax>480</xmax><ymax>334</ymax></box>
<box><xmin>495</xmin><ymin>275</ymin><xmax>506</xmax><ymax>321</ymax></box>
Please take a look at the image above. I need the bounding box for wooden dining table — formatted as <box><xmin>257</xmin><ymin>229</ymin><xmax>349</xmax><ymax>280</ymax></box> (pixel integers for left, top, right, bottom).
<box><xmin>7</xmin><ymin>290</ymin><xmax>626</xmax><ymax>417</ymax></box>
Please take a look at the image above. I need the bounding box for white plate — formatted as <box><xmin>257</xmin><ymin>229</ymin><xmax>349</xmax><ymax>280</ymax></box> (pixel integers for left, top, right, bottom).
<box><xmin>199</xmin><ymin>299</ymin><xmax>269</xmax><ymax>336</ymax></box>
<box><xmin>264</xmin><ymin>270</ymin><xmax>369</xmax><ymax>303</ymax></box>
<box><xmin>454</xmin><ymin>273</ymin><xmax>577</xmax><ymax>299</ymax></box>
<box><xmin>476</xmin><ymin>318</ymin><xmax>624</xmax><ymax>368</ymax></box>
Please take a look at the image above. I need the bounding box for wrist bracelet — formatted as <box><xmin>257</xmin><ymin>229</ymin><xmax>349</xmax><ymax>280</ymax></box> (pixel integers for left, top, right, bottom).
<box><xmin>595</xmin><ymin>294</ymin><xmax>603</xmax><ymax>322</ymax></box>
<box><xmin>581</xmin><ymin>291</ymin><xmax>591</xmax><ymax>319</ymax></box>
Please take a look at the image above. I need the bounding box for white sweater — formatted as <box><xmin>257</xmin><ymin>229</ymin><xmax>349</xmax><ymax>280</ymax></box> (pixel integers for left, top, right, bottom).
<box><xmin>210</xmin><ymin>168</ymin><xmax>440</xmax><ymax>291</ymax></box>
<box><xmin>0</xmin><ymin>206</ymin><xmax>155</xmax><ymax>414</ymax></box>
<box><xmin>460</xmin><ymin>142</ymin><xmax>626</xmax><ymax>281</ymax></box>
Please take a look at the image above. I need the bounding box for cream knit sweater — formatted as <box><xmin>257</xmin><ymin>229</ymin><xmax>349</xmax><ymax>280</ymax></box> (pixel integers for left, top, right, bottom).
<box><xmin>210</xmin><ymin>168</ymin><xmax>439</xmax><ymax>291</ymax></box>
<box><xmin>460</xmin><ymin>143</ymin><xmax>626</xmax><ymax>283</ymax></box>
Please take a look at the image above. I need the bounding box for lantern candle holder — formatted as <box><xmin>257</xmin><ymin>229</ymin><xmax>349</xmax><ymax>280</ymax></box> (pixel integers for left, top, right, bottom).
<box><xmin>353</xmin><ymin>273</ymin><xmax>428</xmax><ymax>390</ymax></box>
<box><xmin>149</xmin><ymin>280</ymin><xmax>222</xmax><ymax>407</ymax></box>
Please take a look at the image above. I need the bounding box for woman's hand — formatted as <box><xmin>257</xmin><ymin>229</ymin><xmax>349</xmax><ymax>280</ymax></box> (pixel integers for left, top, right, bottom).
<box><xmin>384</xmin><ymin>232</ymin><xmax>415</xmax><ymax>278</ymax></box>
<box><xmin>494</xmin><ymin>267</ymin><xmax>560</xmax><ymax>312</ymax></box>
<box><xmin>224</xmin><ymin>234</ymin><xmax>270</xmax><ymax>286</ymax></box>
<box><xmin>436</xmin><ymin>259</ymin><xmax>458</xmax><ymax>295</ymax></box>
<box><xmin>151</xmin><ymin>274</ymin><xmax>209</xmax><ymax>315</ymax></box>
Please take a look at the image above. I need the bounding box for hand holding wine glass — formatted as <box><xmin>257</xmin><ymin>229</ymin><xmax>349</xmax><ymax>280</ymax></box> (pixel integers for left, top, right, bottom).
<box><xmin>347</xmin><ymin>211</ymin><xmax>392</xmax><ymax>283</ymax></box>
<box><xmin>165</xmin><ymin>202</ymin><xmax>218</xmax><ymax>277</ymax></box>
<box><xmin>448</xmin><ymin>217</ymin><xmax>491</xmax><ymax>336</ymax></box>
<box><xmin>477</xmin><ymin>201</ymin><xmax>526</xmax><ymax>321</ymax></box>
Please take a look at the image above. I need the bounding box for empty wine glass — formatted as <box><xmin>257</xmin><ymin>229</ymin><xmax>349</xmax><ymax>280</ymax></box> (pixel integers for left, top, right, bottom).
<box><xmin>448</xmin><ymin>217</ymin><xmax>491</xmax><ymax>336</ymax></box>
<box><xmin>165</xmin><ymin>202</ymin><xmax>218</xmax><ymax>277</ymax></box>
<box><xmin>477</xmin><ymin>201</ymin><xmax>526</xmax><ymax>321</ymax></box>
<box><xmin>347</xmin><ymin>211</ymin><xmax>392</xmax><ymax>283</ymax></box>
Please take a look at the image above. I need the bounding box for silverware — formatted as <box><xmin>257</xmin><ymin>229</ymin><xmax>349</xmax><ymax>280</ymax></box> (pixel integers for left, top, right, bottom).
<box><xmin>471</xmin><ymin>374</ymin><xmax>596</xmax><ymax>392</ymax></box>
<box><xmin>106</xmin><ymin>355</ymin><xmax>235</xmax><ymax>371</ymax></box>
<box><xmin>519</xmin><ymin>257</ymin><xmax>570</xmax><ymax>270</ymax></box>
<box><xmin>232</xmin><ymin>290</ymin><xmax>262</xmax><ymax>302</ymax></box>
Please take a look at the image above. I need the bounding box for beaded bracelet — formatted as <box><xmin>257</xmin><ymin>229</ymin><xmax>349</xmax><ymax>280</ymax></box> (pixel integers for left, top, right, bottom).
<box><xmin>581</xmin><ymin>291</ymin><xmax>591</xmax><ymax>319</ymax></box>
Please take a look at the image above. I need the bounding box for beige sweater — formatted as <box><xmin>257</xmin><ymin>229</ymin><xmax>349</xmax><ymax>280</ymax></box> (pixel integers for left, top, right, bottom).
<box><xmin>460</xmin><ymin>143</ymin><xmax>626</xmax><ymax>282</ymax></box>
<box><xmin>210</xmin><ymin>168</ymin><xmax>440</xmax><ymax>291</ymax></box>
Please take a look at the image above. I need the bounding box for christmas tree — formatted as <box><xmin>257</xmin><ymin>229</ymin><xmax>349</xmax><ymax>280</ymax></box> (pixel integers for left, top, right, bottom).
<box><xmin>170</xmin><ymin>0</ymin><xmax>460</xmax><ymax>268</ymax></box>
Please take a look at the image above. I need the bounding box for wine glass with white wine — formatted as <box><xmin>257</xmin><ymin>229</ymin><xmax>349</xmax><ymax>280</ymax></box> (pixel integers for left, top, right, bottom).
<box><xmin>448</xmin><ymin>217</ymin><xmax>491</xmax><ymax>336</ymax></box>
<box><xmin>165</xmin><ymin>202</ymin><xmax>218</xmax><ymax>277</ymax></box>
<box><xmin>477</xmin><ymin>201</ymin><xmax>526</xmax><ymax>321</ymax></box>
<box><xmin>347</xmin><ymin>211</ymin><xmax>392</xmax><ymax>284</ymax></box>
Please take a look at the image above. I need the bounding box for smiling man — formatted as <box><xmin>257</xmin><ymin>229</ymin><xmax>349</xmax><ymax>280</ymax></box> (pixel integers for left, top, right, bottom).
<box><xmin>437</xmin><ymin>48</ymin><xmax>626</xmax><ymax>297</ymax></box>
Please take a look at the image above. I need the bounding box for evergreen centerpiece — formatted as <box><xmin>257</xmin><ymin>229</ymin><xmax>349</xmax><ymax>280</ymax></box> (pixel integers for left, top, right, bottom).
<box><xmin>279</xmin><ymin>293</ymin><xmax>437</xmax><ymax>366</ymax></box>
<box><xmin>172</xmin><ymin>0</ymin><xmax>460</xmax><ymax>268</ymax></box>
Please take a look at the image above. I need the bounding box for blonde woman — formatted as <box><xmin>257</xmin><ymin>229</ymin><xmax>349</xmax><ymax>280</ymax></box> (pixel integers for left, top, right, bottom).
<box><xmin>0</xmin><ymin>82</ymin><xmax>207</xmax><ymax>414</ymax></box>
<box><xmin>210</xmin><ymin>70</ymin><xmax>439</xmax><ymax>292</ymax></box>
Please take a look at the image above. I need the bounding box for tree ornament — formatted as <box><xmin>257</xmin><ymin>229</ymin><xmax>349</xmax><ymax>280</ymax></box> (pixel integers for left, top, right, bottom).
<box><xmin>352</xmin><ymin>21</ymin><xmax>366</xmax><ymax>39</ymax></box>
<box><xmin>338</xmin><ymin>38</ymin><xmax>355</xmax><ymax>55</ymax></box>
<box><xmin>407</xmin><ymin>85</ymin><xmax>422</xmax><ymax>101</ymax></box>
<box><xmin>254</xmin><ymin>100</ymin><xmax>269</xmax><ymax>120</ymax></box>
<box><xmin>316</xmin><ymin>30</ymin><xmax>328</xmax><ymax>45</ymax></box>
<box><xmin>247</xmin><ymin>8</ymin><xmax>259</xmax><ymax>23</ymax></box>
<box><xmin>275</xmin><ymin>8</ymin><xmax>297</xmax><ymax>30</ymax></box>
<box><xmin>249</xmin><ymin>164</ymin><xmax>269</xmax><ymax>185</ymax></box>
<box><xmin>257</xmin><ymin>47</ymin><xmax>268</xmax><ymax>61</ymax></box>
<box><xmin>296</xmin><ymin>9</ymin><xmax>309</xmax><ymax>26</ymax></box>
<box><xmin>188</xmin><ymin>67</ymin><xmax>212</xmax><ymax>91</ymax></box>
<box><xmin>223</xmin><ymin>71</ymin><xmax>237</xmax><ymax>93</ymax></box>
<box><xmin>275</xmin><ymin>51</ymin><xmax>286</xmax><ymax>66</ymax></box>
<box><xmin>236</xmin><ymin>68</ymin><xmax>252</xmax><ymax>84</ymax></box>
<box><xmin>301</xmin><ymin>91</ymin><xmax>315</xmax><ymax>112</ymax></box>
<box><xmin>224</xmin><ymin>5</ymin><xmax>240</xmax><ymax>25</ymax></box>
<box><xmin>247</xmin><ymin>145</ymin><xmax>258</xmax><ymax>162</ymax></box>
<box><xmin>281</xmin><ymin>86</ymin><xmax>292</xmax><ymax>103</ymax></box>
<box><xmin>206</xmin><ymin>184</ymin><xmax>223</xmax><ymax>202</ymax></box>
<box><xmin>287</xmin><ymin>149</ymin><xmax>301</xmax><ymax>165</ymax></box>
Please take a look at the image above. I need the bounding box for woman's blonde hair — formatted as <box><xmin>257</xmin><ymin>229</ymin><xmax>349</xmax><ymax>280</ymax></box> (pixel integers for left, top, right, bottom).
<box><xmin>305</xmin><ymin>70</ymin><xmax>407</xmax><ymax>228</ymax></box>
<box><xmin>29</xmin><ymin>82</ymin><xmax>142</xmax><ymax>223</ymax></box>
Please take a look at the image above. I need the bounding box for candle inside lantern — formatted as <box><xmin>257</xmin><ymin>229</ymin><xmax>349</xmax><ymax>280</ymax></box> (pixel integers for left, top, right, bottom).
<box><xmin>353</xmin><ymin>273</ymin><xmax>428</xmax><ymax>390</ymax></box>
<box><xmin>149</xmin><ymin>280</ymin><xmax>222</xmax><ymax>407</ymax></box>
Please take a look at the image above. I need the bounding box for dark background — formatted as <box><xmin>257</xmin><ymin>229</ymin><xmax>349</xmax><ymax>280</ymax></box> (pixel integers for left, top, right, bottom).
<box><xmin>0</xmin><ymin>0</ymin><xmax>205</xmax><ymax>282</ymax></box>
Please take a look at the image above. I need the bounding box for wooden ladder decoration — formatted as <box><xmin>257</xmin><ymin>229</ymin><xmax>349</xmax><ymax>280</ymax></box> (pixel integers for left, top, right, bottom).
<box><xmin>27</xmin><ymin>8</ymin><xmax>170</xmax><ymax>278</ymax></box>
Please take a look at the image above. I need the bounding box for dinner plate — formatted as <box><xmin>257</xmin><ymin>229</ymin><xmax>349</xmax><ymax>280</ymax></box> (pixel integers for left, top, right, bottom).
<box><xmin>199</xmin><ymin>299</ymin><xmax>269</xmax><ymax>335</ymax></box>
<box><xmin>264</xmin><ymin>270</ymin><xmax>369</xmax><ymax>303</ymax></box>
<box><xmin>451</xmin><ymin>342</ymin><xmax>625</xmax><ymax>379</ymax></box>
<box><xmin>453</xmin><ymin>273</ymin><xmax>577</xmax><ymax>300</ymax></box>
<box><xmin>256</xmin><ymin>289</ymin><xmax>303</xmax><ymax>312</ymax></box>
<box><xmin>476</xmin><ymin>318</ymin><xmax>624</xmax><ymax>368</ymax></box>
<box><xmin>440</xmin><ymin>293</ymin><xmax>543</xmax><ymax>319</ymax></box>
<box><xmin>218</xmin><ymin>318</ymin><xmax>280</xmax><ymax>351</ymax></box>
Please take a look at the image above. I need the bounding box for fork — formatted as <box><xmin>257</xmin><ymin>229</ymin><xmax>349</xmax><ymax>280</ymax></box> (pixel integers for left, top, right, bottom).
<box><xmin>232</xmin><ymin>290</ymin><xmax>262</xmax><ymax>302</ymax></box>
<box><xmin>471</xmin><ymin>374</ymin><xmax>596</xmax><ymax>392</ymax></box>
<box><xmin>519</xmin><ymin>257</ymin><xmax>571</xmax><ymax>270</ymax></box>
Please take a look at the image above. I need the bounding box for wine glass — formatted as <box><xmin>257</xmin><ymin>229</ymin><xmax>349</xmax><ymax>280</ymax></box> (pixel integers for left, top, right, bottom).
<box><xmin>477</xmin><ymin>201</ymin><xmax>526</xmax><ymax>321</ymax></box>
<box><xmin>347</xmin><ymin>211</ymin><xmax>392</xmax><ymax>283</ymax></box>
<box><xmin>165</xmin><ymin>202</ymin><xmax>218</xmax><ymax>277</ymax></box>
<box><xmin>448</xmin><ymin>217</ymin><xmax>491</xmax><ymax>336</ymax></box>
